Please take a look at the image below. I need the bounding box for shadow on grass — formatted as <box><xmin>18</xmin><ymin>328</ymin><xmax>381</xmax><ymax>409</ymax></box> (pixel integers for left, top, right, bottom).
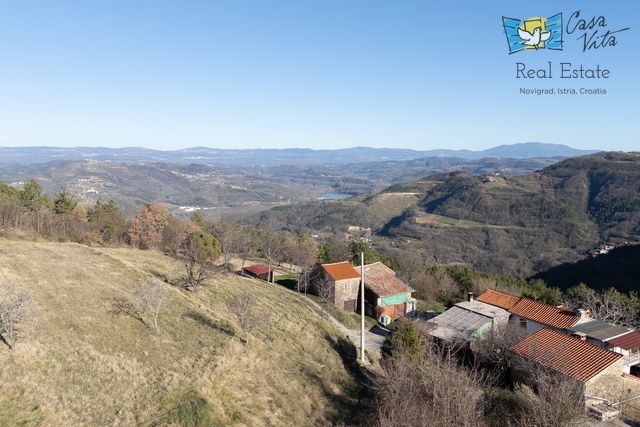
<box><xmin>0</xmin><ymin>334</ymin><xmax>10</xmax><ymax>350</ymax></box>
<box><xmin>316</xmin><ymin>333</ymin><xmax>375</xmax><ymax>426</ymax></box>
<box><xmin>274</xmin><ymin>277</ymin><xmax>298</xmax><ymax>291</ymax></box>
<box><xmin>105</xmin><ymin>297</ymin><xmax>148</xmax><ymax>328</ymax></box>
<box><xmin>183</xmin><ymin>311</ymin><xmax>235</xmax><ymax>337</ymax></box>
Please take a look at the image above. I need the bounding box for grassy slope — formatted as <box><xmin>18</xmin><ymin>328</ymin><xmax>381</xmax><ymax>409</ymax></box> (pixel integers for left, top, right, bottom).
<box><xmin>0</xmin><ymin>240</ymin><xmax>369</xmax><ymax>426</ymax></box>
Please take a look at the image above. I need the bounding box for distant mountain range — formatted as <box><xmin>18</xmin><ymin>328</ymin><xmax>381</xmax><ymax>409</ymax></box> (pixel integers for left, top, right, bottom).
<box><xmin>0</xmin><ymin>143</ymin><xmax>600</xmax><ymax>165</ymax></box>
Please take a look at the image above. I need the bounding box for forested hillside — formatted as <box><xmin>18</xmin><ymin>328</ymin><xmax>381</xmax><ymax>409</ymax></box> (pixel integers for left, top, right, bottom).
<box><xmin>533</xmin><ymin>244</ymin><xmax>640</xmax><ymax>294</ymax></box>
<box><xmin>252</xmin><ymin>152</ymin><xmax>640</xmax><ymax>279</ymax></box>
<box><xmin>0</xmin><ymin>156</ymin><xmax>563</xmax><ymax>217</ymax></box>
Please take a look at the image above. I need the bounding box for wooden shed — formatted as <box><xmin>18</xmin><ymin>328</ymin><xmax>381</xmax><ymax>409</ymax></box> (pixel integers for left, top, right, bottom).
<box><xmin>242</xmin><ymin>264</ymin><xmax>274</xmax><ymax>282</ymax></box>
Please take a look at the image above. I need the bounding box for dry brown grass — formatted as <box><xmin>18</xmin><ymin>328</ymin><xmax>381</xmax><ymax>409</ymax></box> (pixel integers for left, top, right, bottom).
<box><xmin>0</xmin><ymin>239</ymin><xmax>370</xmax><ymax>426</ymax></box>
<box><xmin>368</xmin><ymin>193</ymin><xmax>420</xmax><ymax>219</ymax></box>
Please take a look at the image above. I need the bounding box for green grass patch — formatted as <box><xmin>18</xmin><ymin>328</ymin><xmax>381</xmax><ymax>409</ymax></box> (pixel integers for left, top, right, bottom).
<box><xmin>416</xmin><ymin>300</ymin><xmax>447</xmax><ymax>313</ymax></box>
<box><xmin>166</xmin><ymin>390</ymin><xmax>214</xmax><ymax>427</ymax></box>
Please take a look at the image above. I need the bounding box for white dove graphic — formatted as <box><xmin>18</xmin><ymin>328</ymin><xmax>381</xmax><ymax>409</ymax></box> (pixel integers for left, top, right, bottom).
<box><xmin>517</xmin><ymin>26</ymin><xmax>551</xmax><ymax>48</ymax></box>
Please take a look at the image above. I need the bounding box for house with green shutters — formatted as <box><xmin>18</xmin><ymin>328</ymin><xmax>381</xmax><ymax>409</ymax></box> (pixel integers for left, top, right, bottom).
<box><xmin>358</xmin><ymin>262</ymin><xmax>415</xmax><ymax>322</ymax></box>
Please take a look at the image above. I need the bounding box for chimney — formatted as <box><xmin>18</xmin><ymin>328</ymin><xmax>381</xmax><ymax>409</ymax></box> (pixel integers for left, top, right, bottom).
<box><xmin>576</xmin><ymin>308</ymin><xmax>590</xmax><ymax>319</ymax></box>
<box><xmin>468</xmin><ymin>292</ymin><xmax>474</xmax><ymax>302</ymax></box>
<box><xmin>573</xmin><ymin>332</ymin><xmax>587</xmax><ymax>341</ymax></box>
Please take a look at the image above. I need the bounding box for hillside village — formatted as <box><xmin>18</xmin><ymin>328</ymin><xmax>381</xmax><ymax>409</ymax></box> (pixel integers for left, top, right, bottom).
<box><xmin>1</xmin><ymin>156</ymin><xmax>640</xmax><ymax>425</ymax></box>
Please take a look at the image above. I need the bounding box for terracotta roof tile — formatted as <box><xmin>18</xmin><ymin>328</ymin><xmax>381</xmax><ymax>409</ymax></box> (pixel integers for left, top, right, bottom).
<box><xmin>475</xmin><ymin>289</ymin><xmax>521</xmax><ymax>310</ymax></box>
<box><xmin>508</xmin><ymin>328</ymin><xmax>622</xmax><ymax>383</ymax></box>
<box><xmin>606</xmin><ymin>331</ymin><xmax>640</xmax><ymax>351</ymax></box>
<box><xmin>322</xmin><ymin>262</ymin><xmax>361</xmax><ymax>281</ymax></box>
<box><xmin>357</xmin><ymin>262</ymin><xmax>413</xmax><ymax>297</ymax></box>
<box><xmin>509</xmin><ymin>298</ymin><xmax>581</xmax><ymax>329</ymax></box>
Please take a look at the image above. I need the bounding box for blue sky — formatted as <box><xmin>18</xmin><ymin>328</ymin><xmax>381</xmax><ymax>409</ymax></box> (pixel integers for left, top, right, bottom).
<box><xmin>0</xmin><ymin>1</ymin><xmax>637</xmax><ymax>152</ymax></box>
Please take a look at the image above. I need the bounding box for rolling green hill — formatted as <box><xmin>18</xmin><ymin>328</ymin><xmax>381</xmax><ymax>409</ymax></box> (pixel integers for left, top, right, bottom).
<box><xmin>0</xmin><ymin>240</ymin><xmax>370</xmax><ymax>426</ymax></box>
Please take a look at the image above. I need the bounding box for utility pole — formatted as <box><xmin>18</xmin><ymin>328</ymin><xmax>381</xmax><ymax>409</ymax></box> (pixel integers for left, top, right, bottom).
<box><xmin>360</xmin><ymin>251</ymin><xmax>365</xmax><ymax>364</ymax></box>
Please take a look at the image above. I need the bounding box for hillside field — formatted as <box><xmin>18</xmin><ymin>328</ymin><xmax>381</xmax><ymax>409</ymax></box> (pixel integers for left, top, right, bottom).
<box><xmin>0</xmin><ymin>240</ymin><xmax>370</xmax><ymax>426</ymax></box>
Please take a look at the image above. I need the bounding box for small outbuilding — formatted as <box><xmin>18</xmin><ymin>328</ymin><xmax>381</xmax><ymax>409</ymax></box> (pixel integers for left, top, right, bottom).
<box><xmin>606</xmin><ymin>331</ymin><xmax>640</xmax><ymax>374</ymax></box>
<box><xmin>242</xmin><ymin>264</ymin><xmax>274</xmax><ymax>282</ymax></box>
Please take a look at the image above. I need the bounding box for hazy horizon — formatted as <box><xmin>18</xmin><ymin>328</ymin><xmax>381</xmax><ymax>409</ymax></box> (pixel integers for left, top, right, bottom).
<box><xmin>1</xmin><ymin>1</ymin><xmax>637</xmax><ymax>152</ymax></box>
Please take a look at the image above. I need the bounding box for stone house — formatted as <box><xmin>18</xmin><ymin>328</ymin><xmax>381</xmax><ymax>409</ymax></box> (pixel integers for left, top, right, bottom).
<box><xmin>310</xmin><ymin>262</ymin><xmax>361</xmax><ymax>312</ymax></box>
<box><xmin>508</xmin><ymin>328</ymin><xmax>624</xmax><ymax>406</ymax></box>
<box><xmin>357</xmin><ymin>262</ymin><xmax>414</xmax><ymax>322</ymax></box>
<box><xmin>475</xmin><ymin>289</ymin><xmax>590</xmax><ymax>334</ymax></box>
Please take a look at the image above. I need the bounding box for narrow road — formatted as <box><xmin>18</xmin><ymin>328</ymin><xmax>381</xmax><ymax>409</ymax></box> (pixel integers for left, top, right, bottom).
<box><xmin>262</xmin><ymin>277</ymin><xmax>391</xmax><ymax>355</ymax></box>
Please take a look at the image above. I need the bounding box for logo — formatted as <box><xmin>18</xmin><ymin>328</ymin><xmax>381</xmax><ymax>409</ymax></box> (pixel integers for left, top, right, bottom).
<box><xmin>503</xmin><ymin>13</ymin><xmax>564</xmax><ymax>54</ymax></box>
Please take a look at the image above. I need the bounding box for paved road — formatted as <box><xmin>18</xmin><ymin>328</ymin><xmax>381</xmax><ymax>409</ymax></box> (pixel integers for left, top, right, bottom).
<box><xmin>344</xmin><ymin>326</ymin><xmax>389</xmax><ymax>353</ymax></box>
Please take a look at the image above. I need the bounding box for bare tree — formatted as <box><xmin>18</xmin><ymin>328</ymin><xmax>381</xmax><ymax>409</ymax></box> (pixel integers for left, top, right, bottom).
<box><xmin>391</xmin><ymin>254</ymin><xmax>424</xmax><ymax>289</ymax></box>
<box><xmin>472</xmin><ymin>321</ymin><xmax>528</xmax><ymax>382</ymax></box>
<box><xmin>137</xmin><ymin>280</ymin><xmax>172</xmax><ymax>333</ymax></box>
<box><xmin>487</xmin><ymin>356</ymin><xmax>586</xmax><ymax>427</ymax></box>
<box><xmin>291</xmin><ymin>238</ymin><xmax>319</xmax><ymax>273</ymax></box>
<box><xmin>208</xmin><ymin>217</ymin><xmax>236</xmax><ymax>269</ymax></box>
<box><xmin>324</xmin><ymin>238</ymin><xmax>351</xmax><ymax>264</ymax></box>
<box><xmin>563</xmin><ymin>284</ymin><xmax>640</xmax><ymax>329</ymax></box>
<box><xmin>176</xmin><ymin>230</ymin><xmax>222</xmax><ymax>293</ymax></box>
<box><xmin>292</xmin><ymin>237</ymin><xmax>319</xmax><ymax>296</ymax></box>
<box><xmin>226</xmin><ymin>292</ymin><xmax>268</xmax><ymax>344</ymax></box>
<box><xmin>314</xmin><ymin>275</ymin><xmax>335</xmax><ymax>318</ymax></box>
<box><xmin>230</xmin><ymin>223</ymin><xmax>253</xmax><ymax>271</ymax></box>
<box><xmin>0</xmin><ymin>279</ymin><xmax>36</xmax><ymax>350</ymax></box>
<box><xmin>255</xmin><ymin>223</ymin><xmax>286</xmax><ymax>283</ymax></box>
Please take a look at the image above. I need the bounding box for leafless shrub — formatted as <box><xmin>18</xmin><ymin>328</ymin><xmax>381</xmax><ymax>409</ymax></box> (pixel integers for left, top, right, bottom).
<box><xmin>562</xmin><ymin>286</ymin><xmax>640</xmax><ymax>329</ymax></box>
<box><xmin>136</xmin><ymin>280</ymin><xmax>172</xmax><ymax>333</ymax></box>
<box><xmin>472</xmin><ymin>322</ymin><xmax>528</xmax><ymax>382</ymax></box>
<box><xmin>495</xmin><ymin>342</ymin><xmax>587</xmax><ymax>427</ymax></box>
<box><xmin>372</xmin><ymin>338</ymin><xmax>487</xmax><ymax>427</ymax></box>
<box><xmin>472</xmin><ymin>277</ymin><xmax>498</xmax><ymax>296</ymax></box>
<box><xmin>0</xmin><ymin>278</ymin><xmax>36</xmax><ymax>350</ymax></box>
<box><xmin>226</xmin><ymin>292</ymin><xmax>269</xmax><ymax>344</ymax></box>
<box><xmin>315</xmin><ymin>276</ymin><xmax>335</xmax><ymax>319</ymax></box>
<box><xmin>108</xmin><ymin>296</ymin><xmax>145</xmax><ymax>324</ymax></box>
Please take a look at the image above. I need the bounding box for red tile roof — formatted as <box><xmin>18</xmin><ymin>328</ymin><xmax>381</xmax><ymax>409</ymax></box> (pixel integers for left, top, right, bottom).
<box><xmin>508</xmin><ymin>328</ymin><xmax>622</xmax><ymax>383</ymax></box>
<box><xmin>357</xmin><ymin>262</ymin><xmax>413</xmax><ymax>297</ymax></box>
<box><xmin>606</xmin><ymin>331</ymin><xmax>640</xmax><ymax>351</ymax></box>
<box><xmin>509</xmin><ymin>298</ymin><xmax>581</xmax><ymax>329</ymax></box>
<box><xmin>476</xmin><ymin>289</ymin><xmax>580</xmax><ymax>329</ymax></box>
<box><xmin>476</xmin><ymin>289</ymin><xmax>521</xmax><ymax>310</ymax></box>
<box><xmin>243</xmin><ymin>264</ymin><xmax>274</xmax><ymax>275</ymax></box>
<box><xmin>322</xmin><ymin>262</ymin><xmax>361</xmax><ymax>281</ymax></box>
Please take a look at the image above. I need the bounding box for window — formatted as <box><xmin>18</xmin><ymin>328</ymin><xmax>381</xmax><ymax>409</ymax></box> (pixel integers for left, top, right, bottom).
<box><xmin>344</xmin><ymin>282</ymin><xmax>351</xmax><ymax>292</ymax></box>
<box><xmin>519</xmin><ymin>318</ymin><xmax>527</xmax><ymax>329</ymax></box>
